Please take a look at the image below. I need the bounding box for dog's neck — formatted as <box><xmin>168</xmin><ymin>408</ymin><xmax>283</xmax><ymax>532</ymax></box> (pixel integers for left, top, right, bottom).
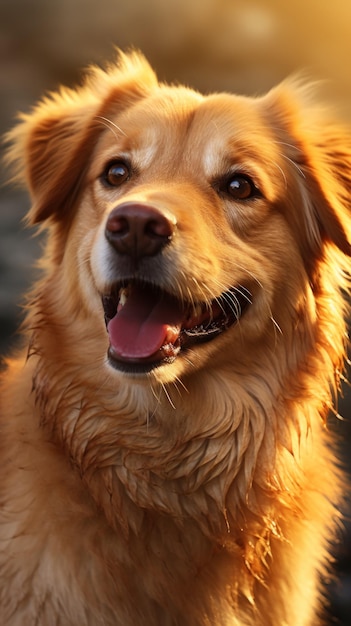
<box><xmin>30</xmin><ymin>344</ymin><xmax>317</xmax><ymax>534</ymax></box>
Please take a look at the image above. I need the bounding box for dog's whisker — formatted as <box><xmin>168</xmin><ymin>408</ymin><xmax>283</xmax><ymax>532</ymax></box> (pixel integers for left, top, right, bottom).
<box><xmin>226</xmin><ymin>263</ymin><xmax>263</xmax><ymax>292</ymax></box>
<box><xmin>169</xmin><ymin>377</ymin><xmax>189</xmax><ymax>400</ymax></box>
<box><xmin>274</xmin><ymin>140</ymin><xmax>304</xmax><ymax>154</ymax></box>
<box><xmin>270</xmin><ymin>317</ymin><xmax>283</xmax><ymax>334</ymax></box>
<box><xmin>160</xmin><ymin>382</ymin><xmax>177</xmax><ymax>410</ymax></box>
<box><xmin>236</xmin><ymin>285</ymin><xmax>253</xmax><ymax>305</ymax></box>
<box><xmin>189</xmin><ymin>275</ymin><xmax>213</xmax><ymax>308</ymax></box>
<box><xmin>173</xmin><ymin>376</ymin><xmax>190</xmax><ymax>395</ymax></box>
<box><xmin>271</xmin><ymin>160</ymin><xmax>288</xmax><ymax>189</ymax></box>
<box><xmin>94</xmin><ymin>115</ymin><xmax>127</xmax><ymax>137</ymax></box>
<box><xmin>93</xmin><ymin>118</ymin><xmax>120</xmax><ymax>141</ymax></box>
<box><xmin>216</xmin><ymin>291</ymin><xmax>241</xmax><ymax>320</ymax></box>
<box><xmin>280</xmin><ymin>153</ymin><xmax>306</xmax><ymax>179</ymax></box>
<box><xmin>149</xmin><ymin>384</ymin><xmax>163</xmax><ymax>408</ymax></box>
<box><xmin>145</xmin><ymin>401</ymin><xmax>159</xmax><ymax>431</ymax></box>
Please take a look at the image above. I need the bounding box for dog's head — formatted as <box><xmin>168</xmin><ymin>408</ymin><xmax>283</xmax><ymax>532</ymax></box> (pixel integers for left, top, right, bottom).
<box><xmin>6</xmin><ymin>51</ymin><xmax>351</xmax><ymax>385</ymax></box>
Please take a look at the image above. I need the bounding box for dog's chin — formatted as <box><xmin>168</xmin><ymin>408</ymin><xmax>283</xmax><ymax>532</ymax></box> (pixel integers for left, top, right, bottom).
<box><xmin>101</xmin><ymin>280</ymin><xmax>252</xmax><ymax>379</ymax></box>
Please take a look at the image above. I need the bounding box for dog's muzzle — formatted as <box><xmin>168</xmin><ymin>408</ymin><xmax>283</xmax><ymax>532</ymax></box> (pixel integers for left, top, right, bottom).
<box><xmin>102</xmin><ymin>202</ymin><xmax>252</xmax><ymax>374</ymax></box>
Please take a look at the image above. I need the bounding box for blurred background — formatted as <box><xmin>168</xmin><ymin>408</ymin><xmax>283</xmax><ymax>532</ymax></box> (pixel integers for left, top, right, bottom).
<box><xmin>1</xmin><ymin>0</ymin><xmax>351</xmax><ymax>622</ymax></box>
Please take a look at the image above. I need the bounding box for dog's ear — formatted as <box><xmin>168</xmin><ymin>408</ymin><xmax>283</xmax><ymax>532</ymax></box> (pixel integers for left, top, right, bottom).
<box><xmin>262</xmin><ymin>82</ymin><xmax>351</xmax><ymax>260</ymax></box>
<box><xmin>4</xmin><ymin>51</ymin><xmax>157</xmax><ymax>225</ymax></box>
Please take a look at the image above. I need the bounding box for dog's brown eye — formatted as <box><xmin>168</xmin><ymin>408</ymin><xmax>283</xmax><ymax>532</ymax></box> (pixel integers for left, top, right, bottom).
<box><xmin>226</xmin><ymin>175</ymin><xmax>257</xmax><ymax>200</ymax></box>
<box><xmin>103</xmin><ymin>161</ymin><xmax>130</xmax><ymax>187</ymax></box>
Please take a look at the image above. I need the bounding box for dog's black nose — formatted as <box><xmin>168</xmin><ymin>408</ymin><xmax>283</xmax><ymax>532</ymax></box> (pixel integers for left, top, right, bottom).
<box><xmin>105</xmin><ymin>202</ymin><xmax>175</xmax><ymax>259</ymax></box>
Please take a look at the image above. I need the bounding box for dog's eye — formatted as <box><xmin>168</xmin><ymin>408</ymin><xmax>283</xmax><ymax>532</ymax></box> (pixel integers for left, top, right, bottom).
<box><xmin>103</xmin><ymin>161</ymin><xmax>130</xmax><ymax>187</ymax></box>
<box><xmin>225</xmin><ymin>174</ymin><xmax>258</xmax><ymax>200</ymax></box>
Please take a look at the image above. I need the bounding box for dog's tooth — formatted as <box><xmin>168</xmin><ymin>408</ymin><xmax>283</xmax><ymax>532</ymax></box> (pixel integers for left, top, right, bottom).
<box><xmin>119</xmin><ymin>289</ymin><xmax>127</xmax><ymax>307</ymax></box>
<box><xmin>117</xmin><ymin>287</ymin><xmax>129</xmax><ymax>312</ymax></box>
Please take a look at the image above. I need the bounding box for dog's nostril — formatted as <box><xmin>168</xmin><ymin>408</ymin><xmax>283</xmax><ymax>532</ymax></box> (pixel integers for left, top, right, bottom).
<box><xmin>105</xmin><ymin>202</ymin><xmax>175</xmax><ymax>259</ymax></box>
<box><xmin>106</xmin><ymin>211</ymin><xmax>130</xmax><ymax>238</ymax></box>
<box><xmin>106</xmin><ymin>215</ymin><xmax>130</xmax><ymax>237</ymax></box>
<box><xmin>145</xmin><ymin>219</ymin><xmax>171</xmax><ymax>238</ymax></box>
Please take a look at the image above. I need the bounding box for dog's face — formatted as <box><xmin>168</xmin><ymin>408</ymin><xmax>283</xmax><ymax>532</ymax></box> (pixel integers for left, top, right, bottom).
<box><xmin>87</xmin><ymin>89</ymin><xmax>300</xmax><ymax>382</ymax></box>
<box><xmin>7</xmin><ymin>52</ymin><xmax>351</xmax><ymax>386</ymax></box>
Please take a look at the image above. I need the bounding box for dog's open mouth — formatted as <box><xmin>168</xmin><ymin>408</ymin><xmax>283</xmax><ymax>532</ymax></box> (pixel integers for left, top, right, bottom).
<box><xmin>102</xmin><ymin>282</ymin><xmax>252</xmax><ymax>373</ymax></box>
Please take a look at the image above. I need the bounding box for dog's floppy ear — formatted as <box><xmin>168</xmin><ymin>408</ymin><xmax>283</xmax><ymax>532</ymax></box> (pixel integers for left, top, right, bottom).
<box><xmin>4</xmin><ymin>50</ymin><xmax>157</xmax><ymax>225</ymax></box>
<box><xmin>263</xmin><ymin>82</ymin><xmax>351</xmax><ymax>259</ymax></box>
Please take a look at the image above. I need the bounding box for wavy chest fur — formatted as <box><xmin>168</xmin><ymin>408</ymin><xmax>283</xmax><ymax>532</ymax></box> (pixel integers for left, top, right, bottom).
<box><xmin>0</xmin><ymin>306</ymin><xmax>342</xmax><ymax>626</ymax></box>
<box><xmin>29</xmin><ymin>324</ymin><xmax>331</xmax><ymax>534</ymax></box>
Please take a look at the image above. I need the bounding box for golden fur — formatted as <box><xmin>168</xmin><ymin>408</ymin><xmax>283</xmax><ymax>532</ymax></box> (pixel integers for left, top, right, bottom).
<box><xmin>1</xmin><ymin>51</ymin><xmax>351</xmax><ymax>625</ymax></box>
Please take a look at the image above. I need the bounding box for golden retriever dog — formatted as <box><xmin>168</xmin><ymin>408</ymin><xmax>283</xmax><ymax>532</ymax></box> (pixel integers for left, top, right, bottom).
<box><xmin>1</xmin><ymin>50</ymin><xmax>351</xmax><ymax>626</ymax></box>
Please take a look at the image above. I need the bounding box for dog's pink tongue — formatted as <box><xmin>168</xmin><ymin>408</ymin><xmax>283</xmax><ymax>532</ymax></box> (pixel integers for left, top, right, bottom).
<box><xmin>107</xmin><ymin>287</ymin><xmax>183</xmax><ymax>359</ymax></box>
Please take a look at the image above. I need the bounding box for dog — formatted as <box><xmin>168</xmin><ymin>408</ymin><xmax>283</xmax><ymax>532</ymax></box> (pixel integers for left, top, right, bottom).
<box><xmin>1</xmin><ymin>50</ymin><xmax>351</xmax><ymax>625</ymax></box>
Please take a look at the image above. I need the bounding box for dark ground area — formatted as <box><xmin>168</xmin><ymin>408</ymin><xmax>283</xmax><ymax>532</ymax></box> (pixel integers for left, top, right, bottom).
<box><xmin>1</xmin><ymin>0</ymin><xmax>351</xmax><ymax>623</ymax></box>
